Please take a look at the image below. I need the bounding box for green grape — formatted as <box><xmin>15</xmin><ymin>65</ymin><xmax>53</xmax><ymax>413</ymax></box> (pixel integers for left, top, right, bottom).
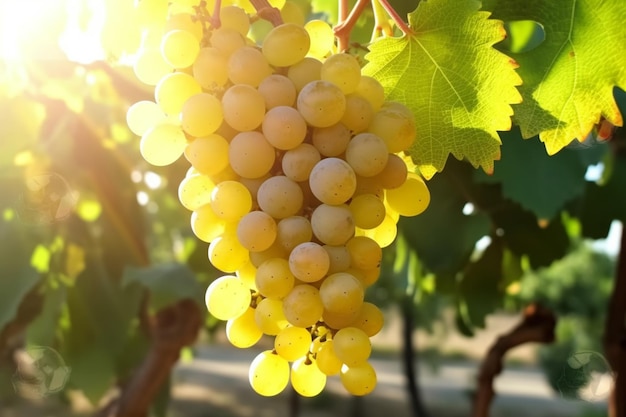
<box><xmin>262</xmin><ymin>23</ymin><xmax>310</xmax><ymax>67</ymax></box>
<box><xmin>291</xmin><ymin>357</ymin><xmax>327</xmax><ymax>397</ymax></box>
<box><xmin>288</xmin><ymin>242</ymin><xmax>330</xmax><ymax>283</ymax></box>
<box><xmin>385</xmin><ymin>173</ymin><xmax>430</xmax><ymax>216</ymax></box>
<box><xmin>155</xmin><ymin>72</ymin><xmax>202</xmax><ymax>115</ymax></box>
<box><xmin>249</xmin><ymin>350</ymin><xmax>290</xmax><ymax>396</ymax></box>
<box><xmin>258</xmin><ymin>74</ymin><xmax>297</xmax><ymax>109</ymax></box>
<box><xmin>349</xmin><ymin>193</ymin><xmax>386</xmax><ymax>229</ymax></box>
<box><xmin>208</xmin><ymin>233</ymin><xmax>250</xmax><ymax>272</ymax></box>
<box><xmin>280</xmin><ymin>0</ymin><xmax>305</xmax><ymax>26</ymax></box>
<box><xmin>304</xmin><ymin>20</ymin><xmax>334</xmax><ymax>59</ymax></box>
<box><xmin>287</xmin><ymin>57</ymin><xmax>322</xmax><ymax>91</ymax></box>
<box><xmin>226</xmin><ymin>306</ymin><xmax>263</xmax><ymax>348</ymax></box>
<box><xmin>255</xmin><ymin>297</ymin><xmax>289</xmax><ymax>335</ymax></box>
<box><xmin>126</xmin><ymin>100</ymin><xmax>165</xmax><ymax>136</ymax></box>
<box><xmin>210</xmin><ymin>26</ymin><xmax>247</xmax><ymax>56</ymax></box>
<box><xmin>165</xmin><ymin>13</ymin><xmax>203</xmax><ymax>40</ymax></box>
<box><xmin>351</xmin><ymin>302</ymin><xmax>384</xmax><ymax>337</ymax></box>
<box><xmin>255</xmin><ymin>258</ymin><xmax>295</xmax><ymax>299</ymax></box>
<box><xmin>257</xmin><ymin>176</ymin><xmax>304</xmax><ymax>219</ymax></box>
<box><xmin>236</xmin><ymin>260</ymin><xmax>258</xmax><ymax>290</ymax></box>
<box><xmin>320</xmin><ymin>53</ymin><xmax>361</xmax><ymax>94</ymax></box>
<box><xmin>191</xmin><ymin>204</ymin><xmax>226</xmax><ymax>242</ymax></box>
<box><xmin>333</xmin><ymin>327</ymin><xmax>371</xmax><ymax>366</ymax></box>
<box><xmin>323</xmin><ymin>245</ymin><xmax>351</xmax><ymax>275</ymax></box>
<box><xmin>205</xmin><ymin>275</ymin><xmax>251</xmax><ymax>320</ymax></box>
<box><xmin>275</xmin><ymin>326</ymin><xmax>312</xmax><ymax>361</ymax></box>
<box><xmin>210</xmin><ymin>180</ymin><xmax>252</xmax><ymax>222</ymax></box>
<box><xmin>316</xmin><ymin>339</ymin><xmax>342</xmax><ymax>375</ymax></box>
<box><xmin>297</xmin><ymin>80</ymin><xmax>346</xmax><ymax>127</ymax></box>
<box><xmin>310</xmin><ymin>203</ymin><xmax>355</xmax><ymax>246</ymax></box>
<box><xmin>373</xmin><ymin>153</ymin><xmax>408</xmax><ymax>189</ymax></box>
<box><xmin>319</xmin><ymin>272</ymin><xmax>364</xmax><ymax>316</ymax></box>
<box><xmin>341</xmin><ymin>95</ymin><xmax>373</xmax><ymax>133</ymax></box>
<box><xmin>237</xmin><ymin>211</ymin><xmax>277</xmax><ymax>252</ymax></box>
<box><xmin>311</xmin><ymin>123</ymin><xmax>351</xmax><ymax>157</ymax></box>
<box><xmin>340</xmin><ymin>362</ymin><xmax>377</xmax><ymax>396</ymax></box>
<box><xmin>181</xmin><ymin>93</ymin><xmax>223</xmax><ymax>137</ymax></box>
<box><xmin>275</xmin><ymin>216</ymin><xmax>313</xmax><ymax>252</ymax></box>
<box><xmin>140</xmin><ymin>123</ymin><xmax>187</xmax><ymax>166</ymax></box>
<box><xmin>228</xmin><ymin>46</ymin><xmax>273</xmax><ymax>87</ymax></box>
<box><xmin>309</xmin><ymin>157</ymin><xmax>357</xmax><ymax>205</ymax></box>
<box><xmin>193</xmin><ymin>47</ymin><xmax>229</xmax><ymax>90</ymax></box>
<box><xmin>178</xmin><ymin>174</ymin><xmax>215</xmax><ymax>211</ymax></box>
<box><xmin>228</xmin><ymin>131</ymin><xmax>276</xmax><ymax>179</ymax></box>
<box><xmin>346</xmin><ymin>236</ymin><xmax>382</xmax><ymax>270</ymax></box>
<box><xmin>219</xmin><ymin>5</ymin><xmax>251</xmax><ymax>36</ymax></box>
<box><xmin>368</xmin><ymin>102</ymin><xmax>416</xmax><ymax>153</ymax></box>
<box><xmin>133</xmin><ymin>47</ymin><xmax>173</xmax><ymax>86</ymax></box>
<box><xmin>354</xmin><ymin>75</ymin><xmax>385</xmax><ymax>111</ymax></box>
<box><xmin>184</xmin><ymin>134</ymin><xmax>230</xmax><ymax>176</ymax></box>
<box><xmin>282</xmin><ymin>284</ymin><xmax>324</xmax><ymax>328</ymax></box>
<box><xmin>221</xmin><ymin>84</ymin><xmax>266</xmax><ymax>131</ymax></box>
<box><xmin>262</xmin><ymin>106</ymin><xmax>308</xmax><ymax>150</ymax></box>
<box><xmin>345</xmin><ymin>132</ymin><xmax>389</xmax><ymax>177</ymax></box>
<box><xmin>357</xmin><ymin>214</ymin><xmax>397</xmax><ymax>248</ymax></box>
<box><xmin>281</xmin><ymin>143</ymin><xmax>321</xmax><ymax>182</ymax></box>
<box><xmin>161</xmin><ymin>29</ymin><xmax>200</xmax><ymax>69</ymax></box>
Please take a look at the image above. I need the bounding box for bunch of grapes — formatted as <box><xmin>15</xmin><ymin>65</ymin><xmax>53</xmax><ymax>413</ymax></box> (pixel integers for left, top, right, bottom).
<box><xmin>127</xmin><ymin>0</ymin><xmax>430</xmax><ymax>398</ymax></box>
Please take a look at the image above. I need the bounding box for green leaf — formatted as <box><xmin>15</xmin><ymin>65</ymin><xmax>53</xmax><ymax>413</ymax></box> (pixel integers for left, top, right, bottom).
<box><xmin>363</xmin><ymin>0</ymin><xmax>522</xmax><ymax>178</ymax></box>
<box><xmin>484</xmin><ymin>0</ymin><xmax>626</xmax><ymax>154</ymax></box>
<box><xmin>26</xmin><ymin>285</ymin><xmax>67</xmax><ymax>347</ymax></box>
<box><xmin>66</xmin><ymin>346</ymin><xmax>115</xmax><ymax>404</ymax></box>
<box><xmin>122</xmin><ymin>263</ymin><xmax>204</xmax><ymax>311</ymax></box>
<box><xmin>475</xmin><ymin>128</ymin><xmax>608</xmax><ymax>220</ymax></box>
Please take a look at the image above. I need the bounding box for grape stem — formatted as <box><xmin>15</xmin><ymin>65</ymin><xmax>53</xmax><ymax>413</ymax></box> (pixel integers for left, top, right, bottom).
<box><xmin>375</xmin><ymin>0</ymin><xmax>414</xmax><ymax>36</ymax></box>
<box><xmin>250</xmin><ymin>0</ymin><xmax>284</xmax><ymax>26</ymax></box>
<box><xmin>334</xmin><ymin>0</ymin><xmax>370</xmax><ymax>52</ymax></box>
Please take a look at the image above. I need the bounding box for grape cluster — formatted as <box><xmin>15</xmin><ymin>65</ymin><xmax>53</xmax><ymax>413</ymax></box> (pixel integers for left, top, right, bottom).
<box><xmin>127</xmin><ymin>1</ymin><xmax>430</xmax><ymax>398</ymax></box>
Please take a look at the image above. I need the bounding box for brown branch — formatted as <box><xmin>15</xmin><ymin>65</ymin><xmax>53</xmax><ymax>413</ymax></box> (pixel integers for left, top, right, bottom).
<box><xmin>333</xmin><ymin>0</ymin><xmax>370</xmax><ymax>52</ymax></box>
<box><xmin>250</xmin><ymin>0</ymin><xmax>283</xmax><ymax>27</ymax></box>
<box><xmin>0</xmin><ymin>283</ymin><xmax>45</xmax><ymax>361</ymax></box>
<box><xmin>604</xmin><ymin>220</ymin><xmax>626</xmax><ymax>417</ymax></box>
<box><xmin>471</xmin><ymin>303</ymin><xmax>556</xmax><ymax>417</ymax></box>
<box><xmin>95</xmin><ymin>299</ymin><xmax>203</xmax><ymax>417</ymax></box>
<box><xmin>374</xmin><ymin>0</ymin><xmax>414</xmax><ymax>36</ymax></box>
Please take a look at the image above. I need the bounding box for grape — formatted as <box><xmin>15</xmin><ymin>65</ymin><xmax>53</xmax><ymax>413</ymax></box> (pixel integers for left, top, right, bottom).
<box><xmin>309</xmin><ymin>157</ymin><xmax>357</xmax><ymax>205</ymax></box>
<box><xmin>184</xmin><ymin>134</ymin><xmax>230</xmax><ymax>176</ymax></box>
<box><xmin>340</xmin><ymin>362</ymin><xmax>377</xmax><ymax>396</ymax></box>
<box><xmin>133</xmin><ymin>47</ymin><xmax>172</xmax><ymax>85</ymax></box>
<box><xmin>257</xmin><ymin>176</ymin><xmax>304</xmax><ymax>219</ymax></box>
<box><xmin>255</xmin><ymin>258</ymin><xmax>295</xmax><ymax>299</ymax></box>
<box><xmin>226</xmin><ymin>307</ymin><xmax>263</xmax><ymax>348</ymax></box>
<box><xmin>275</xmin><ymin>326</ymin><xmax>311</xmax><ymax>361</ymax></box>
<box><xmin>155</xmin><ymin>71</ymin><xmax>201</xmax><ymax>115</ymax></box>
<box><xmin>255</xmin><ymin>297</ymin><xmax>289</xmax><ymax>335</ymax></box>
<box><xmin>351</xmin><ymin>302</ymin><xmax>384</xmax><ymax>337</ymax></box>
<box><xmin>126</xmin><ymin>100</ymin><xmax>165</xmax><ymax>135</ymax></box>
<box><xmin>323</xmin><ymin>245</ymin><xmax>351</xmax><ymax>275</ymax></box>
<box><xmin>164</xmin><ymin>12</ymin><xmax>203</xmax><ymax>40</ymax></box>
<box><xmin>191</xmin><ymin>204</ymin><xmax>226</xmax><ymax>242</ymax></box>
<box><xmin>205</xmin><ymin>275</ymin><xmax>251</xmax><ymax>320</ymax></box>
<box><xmin>180</xmin><ymin>93</ymin><xmax>223</xmax><ymax>137</ymax></box>
<box><xmin>208</xmin><ymin>233</ymin><xmax>250</xmax><ymax>272</ymax></box>
<box><xmin>275</xmin><ymin>216</ymin><xmax>313</xmax><ymax>252</ymax></box>
<box><xmin>333</xmin><ymin>327</ymin><xmax>371</xmax><ymax>366</ymax></box>
<box><xmin>311</xmin><ymin>123</ymin><xmax>351</xmax><ymax>156</ymax></box>
<box><xmin>140</xmin><ymin>123</ymin><xmax>187</xmax><ymax>166</ymax></box>
<box><xmin>345</xmin><ymin>132</ymin><xmax>389</xmax><ymax>177</ymax></box>
<box><xmin>316</xmin><ymin>340</ymin><xmax>342</xmax><ymax>375</ymax></box>
<box><xmin>178</xmin><ymin>174</ymin><xmax>215</xmax><ymax>211</ymax></box>
<box><xmin>281</xmin><ymin>143</ymin><xmax>321</xmax><ymax>182</ymax></box>
<box><xmin>346</xmin><ymin>236</ymin><xmax>382</xmax><ymax>270</ymax></box>
<box><xmin>291</xmin><ymin>357</ymin><xmax>327</xmax><ymax>397</ymax></box>
<box><xmin>358</xmin><ymin>214</ymin><xmax>397</xmax><ymax>248</ymax></box>
<box><xmin>280</xmin><ymin>0</ymin><xmax>305</xmax><ymax>26</ymax></box>
<box><xmin>310</xmin><ymin>204</ymin><xmax>355</xmax><ymax>246</ymax></box>
<box><xmin>229</xmin><ymin>131</ymin><xmax>276</xmax><ymax>179</ymax></box>
<box><xmin>240</xmin><ymin>174</ymin><xmax>269</xmax><ymax>201</ymax></box>
<box><xmin>262</xmin><ymin>106</ymin><xmax>308</xmax><ymax>150</ymax></box>
<box><xmin>249</xmin><ymin>350</ymin><xmax>290</xmax><ymax>396</ymax></box>
<box><xmin>258</xmin><ymin>74</ymin><xmax>297</xmax><ymax>109</ymax></box>
<box><xmin>249</xmin><ymin>241</ymin><xmax>288</xmax><ymax>268</ymax></box>
<box><xmin>237</xmin><ymin>211</ymin><xmax>277</xmax><ymax>252</ymax></box>
<box><xmin>368</xmin><ymin>103</ymin><xmax>416</xmax><ymax>153</ymax></box>
<box><xmin>374</xmin><ymin>153</ymin><xmax>408</xmax><ymax>189</ymax></box>
<box><xmin>221</xmin><ymin>84</ymin><xmax>266</xmax><ymax>131</ymax></box>
<box><xmin>305</xmin><ymin>20</ymin><xmax>334</xmax><ymax>59</ymax></box>
<box><xmin>385</xmin><ymin>173</ymin><xmax>430</xmax><ymax>216</ymax></box>
<box><xmin>236</xmin><ymin>260</ymin><xmax>258</xmax><ymax>290</ymax></box>
<box><xmin>210</xmin><ymin>180</ymin><xmax>252</xmax><ymax>222</ymax></box>
<box><xmin>287</xmin><ymin>57</ymin><xmax>322</xmax><ymax>91</ymax></box>
<box><xmin>282</xmin><ymin>284</ymin><xmax>324</xmax><ymax>328</ymax></box>
<box><xmin>355</xmin><ymin>76</ymin><xmax>385</xmax><ymax>111</ymax></box>
<box><xmin>297</xmin><ymin>80</ymin><xmax>346</xmax><ymax>127</ymax></box>
<box><xmin>228</xmin><ymin>46</ymin><xmax>273</xmax><ymax>87</ymax></box>
<box><xmin>210</xmin><ymin>26</ymin><xmax>247</xmax><ymax>56</ymax></box>
<box><xmin>341</xmin><ymin>95</ymin><xmax>373</xmax><ymax>133</ymax></box>
<box><xmin>288</xmin><ymin>242</ymin><xmax>330</xmax><ymax>283</ymax></box>
<box><xmin>219</xmin><ymin>5</ymin><xmax>250</xmax><ymax>36</ymax></box>
<box><xmin>322</xmin><ymin>308</ymin><xmax>359</xmax><ymax>329</ymax></box>
<box><xmin>349</xmin><ymin>193</ymin><xmax>386</xmax><ymax>229</ymax></box>
<box><xmin>161</xmin><ymin>29</ymin><xmax>199</xmax><ymax>68</ymax></box>
<box><xmin>193</xmin><ymin>47</ymin><xmax>229</xmax><ymax>89</ymax></box>
<box><xmin>320</xmin><ymin>53</ymin><xmax>361</xmax><ymax>94</ymax></box>
<box><xmin>319</xmin><ymin>272</ymin><xmax>364</xmax><ymax>316</ymax></box>
<box><xmin>262</xmin><ymin>23</ymin><xmax>310</xmax><ymax>67</ymax></box>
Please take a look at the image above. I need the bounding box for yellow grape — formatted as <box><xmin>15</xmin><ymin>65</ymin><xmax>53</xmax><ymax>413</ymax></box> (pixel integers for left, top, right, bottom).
<box><xmin>184</xmin><ymin>134</ymin><xmax>230</xmax><ymax>176</ymax></box>
<box><xmin>255</xmin><ymin>297</ymin><xmax>289</xmax><ymax>335</ymax></box>
<box><xmin>228</xmin><ymin>131</ymin><xmax>276</xmax><ymax>179</ymax></box>
<box><xmin>221</xmin><ymin>84</ymin><xmax>266</xmax><ymax>131</ymax></box>
<box><xmin>309</xmin><ymin>157</ymin><xmax>357</xmax><ymax>205</ymax></box>
<box><xmin>287</xmin><ymin>57</ymin><xmax>322</xmax><ymax>91</ymax></box>
<box><xmin>282</xmin><ymin>284</ymin><xmax>324</xmax><ymax>328</ymax></box>
<box><xmin>178</xmin><ymin>174</ymin><xmax>215</xmax><ymax>211</ymax></box>
<box><xmin>357</xmin><ymin>214</ymin><xmax>398</xmax><ymax>248</ymax></box>
<box><xmin>374</xmin><ymin>153</ymin><xmax>408</xmax><ymax>189</ymax></box>
<box><xmin>305</xmin><ymin>20</ymin><xmax>334</xmax><ymax>59</ymax></box>
<box><xmin>355</xmin><ymin>75</ymin><xmax>385</xmax><ymax>111</ymax></box>
<box><xmin>226</xmin><ymin>306</ymin><xmax>263</xmax><ymax>348</ymax></box>
<box><xmin>311</xmin><ymin>123</ymin><xmax>351</xmax><ymax>157</ymax></box>
<box><xmin>280</xmin><ymin>0</ymin><xmax>305</xmax><ymax>26</ymax></box>
<box><xmin>181</xmin><ymin>93</ymin><xmax>223</xmax><ymax>137</ymax></box>
<box><xmin>291</xmin><ymin>357</ymin><xmax>327</xmax><ymax>397</ymax></box>
<box><xmin>319</xmin><ymin>272</ymin><xmax>364</xmax><ymax>316</ymax></box>
<box><xmin>288</xmin><ymin>242</ymin><xmax>330</xmax><ymax>283</ymax></box>
<box><xmin>210</xmin><ymin>26</ymin><xmax>247</xmax><ymax>56</ymax></box>
<box><xmin>262</xmin><ymin>23</ymin><xmax>310</xmax><ymax>67</ymax></box>
<box><xmin>161</xmin><ymin>29</ymin><xmax>200</xmax><ymax>69</ymax></box>
<box><xmin>340</xmin><ymin>362</ymin><xmax>377</xmax><ymax>396</ymax></box>
<box><xmin>351</xmin><ymin>302</ymin><xmax>384</xmax><ymax>337</ymax></box>
<box><xmin>385</xmin><ymin>173</ymin><xmax>430</xmax><ymax>216</ymax></box>
<box><xmin>140</xmin><ymin>123</ymin><xmax>187</xmax><ymax>166</ymax></box>
<box><xmin>255</xmin><ymin>258</ymin><xmax>295</xmax><ymax>299</ymax></box>
<box><xmin>320</xmin><ymin>53</ymin><xmax>361</xmax><ymax>94</ymax></box>
<box><xmin>368</xmin><ymin>102</ymin><xmax>416</xmax><ymax>153</ymax></box>
<box><xmin>193</xmin><ymin>47</ymin><xmax>229</xmax><ymax>89</ymax></box>
<box><xmin>262</xmin><ymin>106</ymin><xmax>308</xmax><ymax>150</ymax></box>
<box><xmin>345</xmin><ymin>132</ymin><xmax>389</xmax><ymax>177</ymax></box>
<box><xmin>205</xmin><ymin>275</ymin><xmax>251</xmax><ymax>320</ymax></box>
<box><xmin>134</xmin><ymin>47</ymin><xmax>173</xmax><ymax>86</ymax></box>
<box><xmin>191</xmin><ymin>204</ymin><xmax>226</xmax><ymax>242</ymax></box>
<box><xmin>236</xmin><ymin>260</ymin><xmax>258</xmax><ymax>290</ymax></box>
<box><xmin>249</xmin><ymin>350</ymin><xmax>290</xmax><ymax>396</ymax></box>
<box><xmin>249</xmin><ymin>241</ymin><xmax>288</xmax><ymax>268</ymax></box>
<box><xmin>345</xmin><ymin>236</ymin><xmax>382</xmax><ymax>270</ymax></box>
<box><xmin>219</xmin><ymin>5</ymin><xmax>251</xmax><ymax>36</ymax></box>
<box><xmin>228</xmin><ymin>46</ymin><xmax>273</xmax><ymax>87</ymax></box>
<box><xmin>310</xmin><ymin>204</ymin><xmax>355</xmax><ymax>246</ymax></box>
<box><xmin>332</xmin><ymin>327</ymin><xmax>371</xmax><ymax>366</ymax></box>
<box><xmin>126</xmin><ymin>100</ymin><xmax>166</xmax><ymax>136</ymax></box>
<box><xmin>257</xmin><ymin>176</ymin><xmax>304</xmax><ymax>219</ymax></box>
<box><xmin>316</xmin><ymin>339</ymin><xmax>342</xmax><ymax>375</ymax></box>
<box><xmin>155</xmin><ymin>72</ymin><xmax>202</xmax><ymax>115</ymax></box>
<box><xmin>275</xmin><ymin>326</ymin><xmax>312</xmax><ymax>361</ymax></box>
<box><xmin>164</xmin><ymin>13</ymin><xmax>203</xmax><ymax>40</ymax></box>
<box><xmin>323</xmin><ymin>245</ymin><xmax>351</xmax><ymax>275</ymax></box>
<box><xmin>297</xmin><ymin>80</ymin><xmax>346</xmax><ymax>127</ymax></box>
<box><xmin>258</xmin><ymin>74</ymin><xmax>297</xmax><ymax>109</ymax></box>
<box><xmin>208</xmin><ymin>233</ymin><xmax>250</xmax><ymax>272</ymax></box>
<box><xmin>275</xmin><ymin>216</ymin><xmax>313</xmax><ymax>252</ymax></box>
<box><xmin>281</xmin><ymin>143</ymin><xmax>321</xmax><ymax>182</ymax></box>
<box><xmin>210</xmin><ymin>180</ymin><xmax>252</xmax><ymax>222</ymax></box>
<box><xmin>349</xmin><ymin>193</ymin><xmax>386</xmax><ymax>229</ymax></box>
<box><xmin>237</xmin><ymin>210</ymin><xmax>277</xmax><ymax>252</ymax></box>
<box><xmin>341</xmin><ymin>95</ymin><xmax>373</xmax><ymax>133</ymax></box>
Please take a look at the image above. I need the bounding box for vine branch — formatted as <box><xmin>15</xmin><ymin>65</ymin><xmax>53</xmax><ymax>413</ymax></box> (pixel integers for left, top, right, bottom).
<box><xmin>250</xmin><ymin>0</ymin><xmax>283</xmax><ymax>26</ymax></box>
<box><xmin>374</xmin><ymin>0</ymin><xmax>414</xmax><ymax>36</ymax></box>
<box><xmin>334</xmin><ymin>0</ymin><xmax>370</xmax><ymax>52</ymax></box>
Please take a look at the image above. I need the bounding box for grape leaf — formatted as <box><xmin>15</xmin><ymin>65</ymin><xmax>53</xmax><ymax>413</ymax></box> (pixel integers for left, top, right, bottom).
<box><xmin>483</xmin><ymin>0</ymin><xmax>626</xmax><ymax>154</ymax></box>
<box><xmin>362</xmin><ymin>0</ymin><xmax>522</xmax><ymax>178</ymax></box>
